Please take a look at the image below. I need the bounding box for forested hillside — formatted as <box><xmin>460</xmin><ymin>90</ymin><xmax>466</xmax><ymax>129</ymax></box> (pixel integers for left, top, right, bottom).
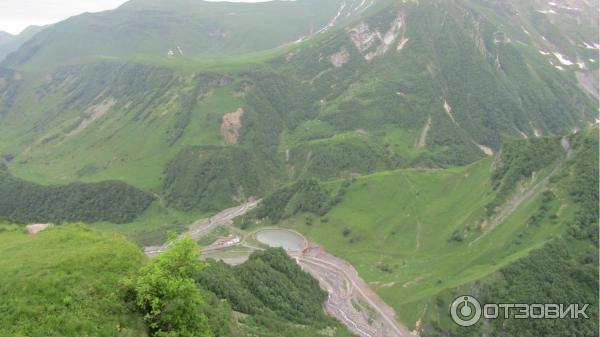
<box><xmin>0</xmin><ymin>1</ymin><xmax>597</xmax><ymax>335</ymax></box>
<box><xmin>0</xmin><ymin>164</ymin><xmax>154</xmax><ymax>223</ymax></box>
<box><xmin>0</xmin><ymin>0</ymin><xmax>596</xmax><ymax>215</ymax></box>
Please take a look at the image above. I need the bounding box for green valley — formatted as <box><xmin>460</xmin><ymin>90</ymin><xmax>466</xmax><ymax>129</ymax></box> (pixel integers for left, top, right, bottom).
<box><xmin>0</xmin><ymin>0</ymin><xmax>597</xmax><ymax>336</ymax></box>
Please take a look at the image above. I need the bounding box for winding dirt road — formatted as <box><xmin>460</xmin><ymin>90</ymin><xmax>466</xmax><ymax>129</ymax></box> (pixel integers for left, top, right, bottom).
<box><xmin>292</xmin><ymin>244</ymin><xmax>417</xmax><ymax>337</ymax></box>
<box><xmin>144</xmin><ymin>200</ymin><xmax>417</xmax><ymax>337</ymax></box>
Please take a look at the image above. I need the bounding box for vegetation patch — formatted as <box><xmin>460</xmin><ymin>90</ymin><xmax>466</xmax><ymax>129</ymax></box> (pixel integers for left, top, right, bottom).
<box><xmin>161</xmin><ymin>145</ymin><xmax>272</xmax><ymax>212</ymax></box>
<box><xmin>0</xmin><ymin>225</ymin><xmax>146</xmax><ymax>337</ymax></box>
<box><xmin>255</xmin><ymin>178</ymin><xmax>349</xmax><ymax>223</ymax></box>
<box><xmin>0</xmin><ymin>166</ymin><xmax>154</xmax><ymax>224</ymax></box>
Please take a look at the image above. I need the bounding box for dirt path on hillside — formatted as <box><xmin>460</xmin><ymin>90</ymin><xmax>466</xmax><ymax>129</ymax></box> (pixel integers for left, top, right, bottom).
<box><xmin>471</xmin><ymin>139</ymin><xmax>570</xmax><ymax>245</ymax></box>
<box><xmin>416</xmin><ymin>117</ymin><xmax>431</xmax><ymax>148</ymax></box>
<box><xmin>293</xmin><ymin>244</ymin><xmax>418</xmax><ymax>337</ymax></box>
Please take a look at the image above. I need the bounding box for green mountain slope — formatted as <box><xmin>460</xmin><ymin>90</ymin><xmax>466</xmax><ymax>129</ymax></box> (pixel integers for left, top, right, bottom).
<box><xmin>0</xmin><ymin>0</ymin><xmax>597</xmax><ymax>218</ymax></box>
<box><xmin>0</xmin><ymin>224</ymin><xmax>147</xmax><ymax>337</ymax></box>
<box><xmin>0</xmin><ymin>164</ymin><xmax>154</xmax><ymax>224</ymax></box>
<box><xmin>269</xmin><ymin>130</ymin><xmax>597</xmax><ymax>332</ymax></box>
<box><xmin>419</xmin><ymin>129</ymin><xmax>599</xmax><ymax>337</ymax></box>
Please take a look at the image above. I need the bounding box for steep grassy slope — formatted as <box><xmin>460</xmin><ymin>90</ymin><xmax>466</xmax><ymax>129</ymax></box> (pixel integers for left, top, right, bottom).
<box><xmin>0</xmin><ymin>225</ymin><xmax>147</xmax><ymax>337</ymax></box>
<box><xmin>419</xmin><ymin>129</ymin><xmax>599</xmax><ymax>337</ymax></box>
<box><xmin>274</xmin><ymin>132</ymin><xmax>591</xmax><ymax>328</ymax></box>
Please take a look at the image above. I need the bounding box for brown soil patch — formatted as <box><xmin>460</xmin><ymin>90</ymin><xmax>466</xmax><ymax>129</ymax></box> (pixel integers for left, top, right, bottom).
<box><xmin>68</xmin><ymin>97</ymin><xmax>116</xmax><ymax>137</ymax></box>
<box><xmin>221</xmin><ymin>107</ymin><xmax>244</xmax><ymax>144</ymax></box>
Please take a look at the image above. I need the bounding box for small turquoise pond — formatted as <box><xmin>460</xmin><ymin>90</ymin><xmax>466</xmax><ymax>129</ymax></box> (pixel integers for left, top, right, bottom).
<box><xmin>255</xmin><ymin>229</ymin><xmax>305</xmax><ymax>252</ymax></box>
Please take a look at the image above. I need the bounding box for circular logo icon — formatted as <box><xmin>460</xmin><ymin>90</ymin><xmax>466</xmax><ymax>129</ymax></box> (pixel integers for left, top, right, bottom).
<box><xmin>451</xmin><ymin>295</ymin><xmax>482</xmax><ymax>327</ymax></box>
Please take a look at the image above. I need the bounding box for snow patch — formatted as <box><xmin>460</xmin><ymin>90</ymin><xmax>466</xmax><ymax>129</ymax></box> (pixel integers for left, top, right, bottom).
<box><xmin>537</xmin><ymin>9</ymin><xmax>556</xmax><ymax>14</ymax></box>
<box><xmin>517</xmin><ymin>130</ymin><xmax>528</xmax><ymax>139</ymax></box>
<box><xmin>553</xmin><ymin>52</ymin><xmax>574</xmax><ymax>66</ymax></box>
<box><xmin>26</xmin><ymin>224</ymin><xmax>51</xmax><ymax>235</ymax></box>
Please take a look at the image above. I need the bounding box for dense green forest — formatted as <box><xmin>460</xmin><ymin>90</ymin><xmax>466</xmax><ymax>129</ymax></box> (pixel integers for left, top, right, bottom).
<box><xmin>162</xmin><ymin>145</ymin><xmax>269</xmax><ymax>212</ymax></box>
<box><xmin>196</xmin><ymin>248</ymin><xmax>353</xmax><ymax>336</ymax></box>
<box><xmin>0</xmin><ymin>165</ymin><xmax>154</xmax><ymax>223</ymax></box>
<box><xmin>255</xmin><ymin>178</ymin><xmax>349</xmax><ymax>223</ymax></box>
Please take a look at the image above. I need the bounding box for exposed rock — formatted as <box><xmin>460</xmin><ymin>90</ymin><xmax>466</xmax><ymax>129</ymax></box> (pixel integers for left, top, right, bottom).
<box><xmin>68</xmin><ymin>97</ymin><xmax>117</xmax><ymax>137</ymax></box>
<box><xmin>221</xmin><ymin>107</ymin><xmax>244</xmax><ymax>144</ymax></box>
<box><xmin>349</xmin><ymin>13</ymin><xmax>405</xmax><ymax>61</ymax></box>
<box><xmin>26</xmin><ymin>224</ymin><xmax>50</xmax><ymax>235</ymax></box>
<box><xmin>330</xmin><ymin>47</ymin><xmax>350</xmax><ymax>67</ymax></box>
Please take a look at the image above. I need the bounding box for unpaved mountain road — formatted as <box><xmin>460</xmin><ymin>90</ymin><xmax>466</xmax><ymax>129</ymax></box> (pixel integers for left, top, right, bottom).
<box><xmin>143</xmin><ymin>199</ymin><xmax>259</xmax><ymax>256</ymax></box>
<box><xmin>144</xmin><ymin>200</ymin><xmax>417</xmax><ymax>337</ymax></box>
<box><xmin>292</xmin><ymin>244</ymin><xmax>418</xmax><ymax>337</ymax></box>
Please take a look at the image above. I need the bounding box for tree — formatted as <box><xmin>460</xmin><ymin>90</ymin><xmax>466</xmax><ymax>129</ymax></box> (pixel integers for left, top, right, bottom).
<box><xmin>133</xmin><ymin>237</ymin><xmax>213</xmax><ymax>337</ymax></box>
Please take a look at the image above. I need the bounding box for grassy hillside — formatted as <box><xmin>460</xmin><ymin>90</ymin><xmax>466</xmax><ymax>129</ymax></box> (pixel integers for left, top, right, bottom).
<box><xmin>420</xmin><ymin>129</ymin><xmax>599</xmax><ymax>337</ymax></box>
<box><xmin>0</xmin><ymin>224</ymin><xmax>356</xmax><ymax>337</ymax></box>
<box><xmin>272</xmin><ymin>133</ymin><xmax>590</xmax><ymax>328</ymax></box>
<box><xmin>0</xmin><ymin>0</ymin><xmax>596</xmax><ymax>215</ymax></box>
<box><xmin>0</xmin><ymin>224</ymin><xmax>147</xmax><ymax>337</ymax></box>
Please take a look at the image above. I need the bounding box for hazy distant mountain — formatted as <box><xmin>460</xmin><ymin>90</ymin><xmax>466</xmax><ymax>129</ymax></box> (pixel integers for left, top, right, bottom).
<box><xmin>0</xmin><ymin>31</ymin><xmax>12</xmax><ymax>44</ymax></box>
<box><xmin>0</xmin><ymin>25</ymin><xmax>46</xmax><ymax>62</ymax></box>
<box><xmin>3</xmin><ymin>0</ymin><xmax>369</xmax><ymax>68</ymax></box>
